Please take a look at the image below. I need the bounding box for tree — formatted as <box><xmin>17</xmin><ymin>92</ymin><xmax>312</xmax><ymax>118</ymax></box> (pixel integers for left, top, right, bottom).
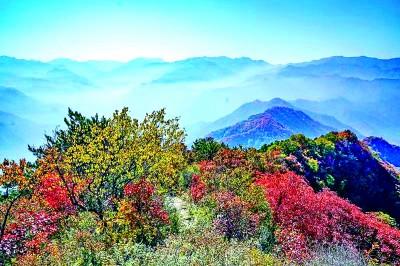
<box><xmin>32</xmin><ymin>108</ymin><xmax>187</xmax><ymax>222</ymax></box>
<box><xmin>0</xmin><ymin>159</ymin><xmax>32</xmax><ymax>242</ymax></box>
<box><xmin>191</xmin><ymin>137</ymin><xmax>227</xmax><ymax>162</ymax></box>
<box><xmin>0</xmin><ymin>160</ymin><xmax>59</xmax><ymax>262</ymax></box>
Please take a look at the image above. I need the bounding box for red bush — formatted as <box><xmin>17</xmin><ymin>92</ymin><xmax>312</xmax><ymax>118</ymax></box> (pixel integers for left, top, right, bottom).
<box><xmin>213</xmin><ymin>191</ymin><xmax>260</xmax><ymax>240</ymax></box>
<box><xmin>36</xmin><ymin>172</ymin><xmax>73</xmax><ymax>211</ymax></box>
<box><xmin>0</xmin><ymin>210</ymin><xmax>60</xmax><ymax>257</ymax></box>
<box><xmin>255</xmin><ymin>171</ymin><xmax>400</xmax><ymax>263</ymax></box>
<box><xmin>190</xmin><ymin>174</ymin><xmax>206</xmax><ymax>202</ymax></box>
<box><xmin>213</xmin><ymin>149</ymin><xmax>248</xmax><ymax>169</ymax></box>
<box><xmin>122</xmin><ymin>178</ymin><xmax>169</xmax><ymax>225</ymax></box>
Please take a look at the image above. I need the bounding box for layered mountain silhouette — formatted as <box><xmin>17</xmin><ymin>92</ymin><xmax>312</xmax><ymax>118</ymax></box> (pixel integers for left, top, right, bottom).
<box><xmin>279</xmin><ymin>56</ymin><xmax>400</xmax><ymax>80</ymax></box>
<box><xmin>209</xmin><ymin>107</ymin><xmax>334</xmax><ymax>148</ymax></box>
<box><xmin>364</xmin><ymin>137</ymin><xmax>400</xmax><ymax>167</ymax></box>
<box><xmin>1</xmin><ymin>55</ymin><xmax>400</xmax><ymax>159</ymax></box>
<box><xmin>188</xmin><ymin>97</ymin><xmax>360</xmax><ymax>144</ymax></box>
<box><xmin>0</xmin><ymin>111</ymin><xmax>42</xmax><ymax>160</ymax></box>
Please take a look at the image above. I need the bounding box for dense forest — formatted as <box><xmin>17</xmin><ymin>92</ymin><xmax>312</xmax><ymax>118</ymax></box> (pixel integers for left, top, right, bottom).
<box><xmin>1</xmin><ymin>108</ymin><xmax>399</xmax><ymax>265</ymax></box>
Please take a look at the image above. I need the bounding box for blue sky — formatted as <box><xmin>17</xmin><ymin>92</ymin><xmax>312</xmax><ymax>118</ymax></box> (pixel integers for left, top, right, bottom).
<box><xmin>0</xmin><ymin>0</ymin><xmax>399</xmax><ymax>63</ymax></box>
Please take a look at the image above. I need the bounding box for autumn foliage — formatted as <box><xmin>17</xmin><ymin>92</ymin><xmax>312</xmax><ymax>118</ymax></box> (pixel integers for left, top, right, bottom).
<box><xmin>1</xmin><ymin>107</ymin><xmax>400</xmax><ymax>265</ymax></box>
<box><xmin>255</xmin><ymin>171</ymin><xmax>400</xmax><ymax>263</ymax></box>
<box><xmin>213</xmin><ymin>191</ymin><xmax>260</xmax><ymax>240</ymax></box>
<box><xmin>118</xmin><ymin>179</ymin><xmax>169</xmax><ymax>245</ymax></box>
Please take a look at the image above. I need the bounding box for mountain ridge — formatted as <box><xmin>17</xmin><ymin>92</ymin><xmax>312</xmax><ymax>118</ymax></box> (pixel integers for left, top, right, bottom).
<box><xmin>209</xmin><ymin>106</ymin><xmax>334</xmax><ymax>148</ymax></box>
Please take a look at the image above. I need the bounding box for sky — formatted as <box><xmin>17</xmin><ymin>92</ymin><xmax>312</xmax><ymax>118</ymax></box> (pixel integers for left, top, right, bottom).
<box><xmin>0</xmin><ymin>0</ymin><xmax>399</xmax><ymax>64</ymax></box>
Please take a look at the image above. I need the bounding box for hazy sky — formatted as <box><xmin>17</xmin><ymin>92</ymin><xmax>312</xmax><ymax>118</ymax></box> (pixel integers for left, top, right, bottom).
<box><xmin>0</xmin><ymin>0</ymin><xmax>399</xmax><ymax>63</ymax></box>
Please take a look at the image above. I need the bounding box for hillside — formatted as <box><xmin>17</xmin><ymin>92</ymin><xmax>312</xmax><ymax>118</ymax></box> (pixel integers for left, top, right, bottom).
<box><xmin>364</xmin><ymin>136</ymin><xmax>400</xmax><ymax>167</ymax></box>
<box><xmin>262</xmin><ymin>131</ymin><xmax>400</xmax><ymax>221</ymax></box>
<box><xmin>0</xmin><ymin>111</ymin><xmax>43</xmax><ymax>160</ymax></box>
<box><xmin>2</xmin><ymin>107</ymin><xmax>400</xmax><ymax>265</ymax></box>
<box><xmin>210</xmin><ymin>98</ymin><xmax>292</xmax><ymax>130</ymax></box>
<box><xmin>188</xmin><ymin>97</ymin><xmax>359</xmax><ymax>143</ymax></box>
<box><xmin>209</xmin><ymin>107</ymin><xmax>333</xmax><ymax>148</ymax></box>
<box><xmin>292</xmin><ymin>97</ymin><xmax>400</xmax><ymax>143</ymax></box>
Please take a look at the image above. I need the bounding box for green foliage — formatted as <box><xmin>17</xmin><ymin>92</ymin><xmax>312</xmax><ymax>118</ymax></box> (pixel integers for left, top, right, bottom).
<box><xmin>257</xmin><ymin>222</ymin><xmax>276</xmax><ymax>253</ymax></box>
<box><xmin>315</xmin><ymin>137</ymin><xmax>335</xmax><ymax>156</ymax></box>
<box><xmin>191</xmin><ymin>137</ymin><xmax>227</xmax><ymax>162</ymax></box>
<box><xmin>32</xmin><ymin>108</ymin><xmax>187</xmax><ymax>220</ymax></box>
<box><xmin>178</xmin><ymin>164</ymin><xmax>200</xmax><ymax>191</ymax></box>
<box><xmin>242</xmin><ymin>184</ymin><xmax>270</xmax><ymax>214</ymax></box>
<box><xmin>307</xmin><ymin>158</ymin><xmax>319</xmax><ymax>173</ymax></box>
<box><xmin>187</xmin><ymin>201</ymin><xmax>215</xmax><ymax>228</ymax></box>
<box><xmin>164</xmin><ymin>202</ymin><xmax>182</xmax><ymax>235</ymax></box>
<box><xmin>28</xmin><ymin>212</ymin><xmax>282</xmax><ymax>266</ymax></box>
<box><xmin>373</xmin><ymin>212</ymin><xmax>397</xmax><ymax>227</ymax></box>
<box><xmin>224</xmin><ymin>167</ymin><xmax>254</xmax><ymax>197</ymax></box>
<box><xmin>326</xmin><ymin>174</ymin><xmax>335</xmax><ymax>187</ymax></box>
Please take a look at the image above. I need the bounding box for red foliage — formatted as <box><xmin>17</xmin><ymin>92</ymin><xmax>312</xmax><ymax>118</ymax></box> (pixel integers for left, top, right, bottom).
<box><xmin>124</xmin><ymin>178</ymin><xmax>155</xmax><ymax>201</ymax></box>
<box><xmin>123</xmin><ymin>179</ymin><xmax>169</xmax><ymax>224</ymax></box>
<box><xmin>198</xmin><ymin>160</ymin><xmax>216</xmax><ymax>173</ymax></box>
<box><xmin>255</xmin><ymin>171</ymin><xmax>400</xmax><ymax>263</ymax></box>
<box><xmin>0</xmin><ymin>210</ymin><xmax>60</xmax><ymax>257</ymax></box>
<box><xmin>213</xmin><ymin>191</ymin><xmax>260</xmax><ymax>240</ymax></box>
<box><xmin>214</xmin><ymin>149</ymin><xmax>248</xmax><ymax>169</ymax></box>
<box><xmin>190</xmin><ymin>174</ymin><xmax>206</xmax><ymax>202</ymax></box>
<box><xmin>36</xmin><ymin>172</ymin><xmax>73</xmax><ymax>211</ymax></box>
<box><xmin>337</xmin><ymin>130</ymin><xmax>357</xmax><ymax>141</ymax></box>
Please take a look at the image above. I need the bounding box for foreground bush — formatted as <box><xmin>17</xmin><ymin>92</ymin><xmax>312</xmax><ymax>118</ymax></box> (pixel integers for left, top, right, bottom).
<box><xmin>305</xmin><ymin>245</ymin><xmax>367</xmax><ymax>266</ymax></box>
<box><xmin>115</xmin><ymin>179</ymin><xmax>170</xmax><ymax>246</ymax></box>
<box><xmin>262</xmin><ymin>132</ymin><xmax>400</xmax><ymax>221</ymax></box>
<box><xmin>256</xmin><ymin>171</ymin><xmax>400</xmax><ymax>263</ymax></box>
<box><xmin>4</xmin><ymin>108</ymin><xmax>400</xmax><ymax>265</ymax></box>
<box><xmin>18</xmin><ymin>216</ymin><xmax>283</xmax><ymax>266</ymax></box>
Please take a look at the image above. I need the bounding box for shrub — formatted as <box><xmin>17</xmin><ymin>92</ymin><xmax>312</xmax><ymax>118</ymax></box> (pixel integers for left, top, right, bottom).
<box><xmin>145</xmin><ymin>227</ymin><xmax>283</xmax><ymax>266</ymax></box>
<box><xmin>307</xmin><ymin>158</ymin><xmax>319</xmax><ymax>173</ymax></box>
<box><xmin>1</xmin><ymin>210</ymin><xmax>60</xmax><ymax>262</ymax></box>
<box><xmin>189</xmin><ymin>174</ymin><xmax>206</xmax><ymax>202</ymax></box>
<box><xmin>187</xmin><ymin>202</ymin><xmax>215</xmax><ymax>228</ymax></box>
<box><xmin>196</xmin><ymin>153</ymin><xmax>254</xmax><ymax>197</ymax></box>
<box><xmin>372</xmin><ymin>212</ymin><xmax>397</xmax><ymax>228</ymax></box>
<box><xmin>306</xmin><ymin>244</ymin><xmax>367</xmax><ymax>266</ymax></box>
<box><xmin>213</xmin><ymin>191</ymin><xmax>260</xmax><ymax>240</ymax></box>
<box><xmin>116</xmin><ymin>179</ymin><xmax>170</xmax><ymax>246</ymax></box>
<box><xmin>255</xmin><ymin>171</ymin><xmax>400</xmax><ymax>263</ymax></box>
<box><xmin>24</xmin><ymin>217</ymin><xmax>284</xmax><ymax>266</ymax></box>
<box><xmin>191</xmin><ymin>137</ymin><xmax>227</xmax><ymax>162</ymax></box>
<box><xmin>31</xmin><ymin>108</ymin><xmax>187</xmax><ymax>223</ymax></box>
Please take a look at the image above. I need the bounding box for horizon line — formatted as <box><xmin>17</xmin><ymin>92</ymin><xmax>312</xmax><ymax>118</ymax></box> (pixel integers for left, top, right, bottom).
<box><xmin>1</xmin><ymin>54</ymin><xmax>399</xmax><ymax>65</ymax></box>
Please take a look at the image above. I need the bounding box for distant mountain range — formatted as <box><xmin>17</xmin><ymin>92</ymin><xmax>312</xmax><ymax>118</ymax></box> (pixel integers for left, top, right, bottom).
<box><xmin>1</xmin><ymin>55</ymin><xmax>400</xmax><ymax>159</ymax></box>
<box><xmin>188</xmin><ymin>97</ymin><xmax>361</xmax><ymax>144</ymax></box>
<box><xmin>0</xmin><ymin>111</ymin><xmax>42</xmax><ymax>160</ymax></box>
<box><xmin>0</xmin><ymin>86</ymin><xmax>61</xmax><ymax>120</ymax></box>
<box><xmin>364</xmin><ymin>137</ymin><xmax>400</xmax><ymax>168</ymax></box>
<box><xmin>209</xmin><ymin>106</ymin><xmax>334</xmax><ymax>148</ymax></box>
<box><xmin>280</xmin><ymin>56</ymin><xmax>400</xmax><ymax>80</ymax></box>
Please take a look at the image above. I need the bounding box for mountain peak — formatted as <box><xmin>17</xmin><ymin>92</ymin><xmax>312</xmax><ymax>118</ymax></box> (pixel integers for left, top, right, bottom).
<box><xmin>268</xmin><ymin>97</ymin><xmax>291</xmax><ymax>106</ymax></box>
<box><xmin>209</xmin><ymin>106</ymin><xmax>334</xmax><ymax>148</ymax></box>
